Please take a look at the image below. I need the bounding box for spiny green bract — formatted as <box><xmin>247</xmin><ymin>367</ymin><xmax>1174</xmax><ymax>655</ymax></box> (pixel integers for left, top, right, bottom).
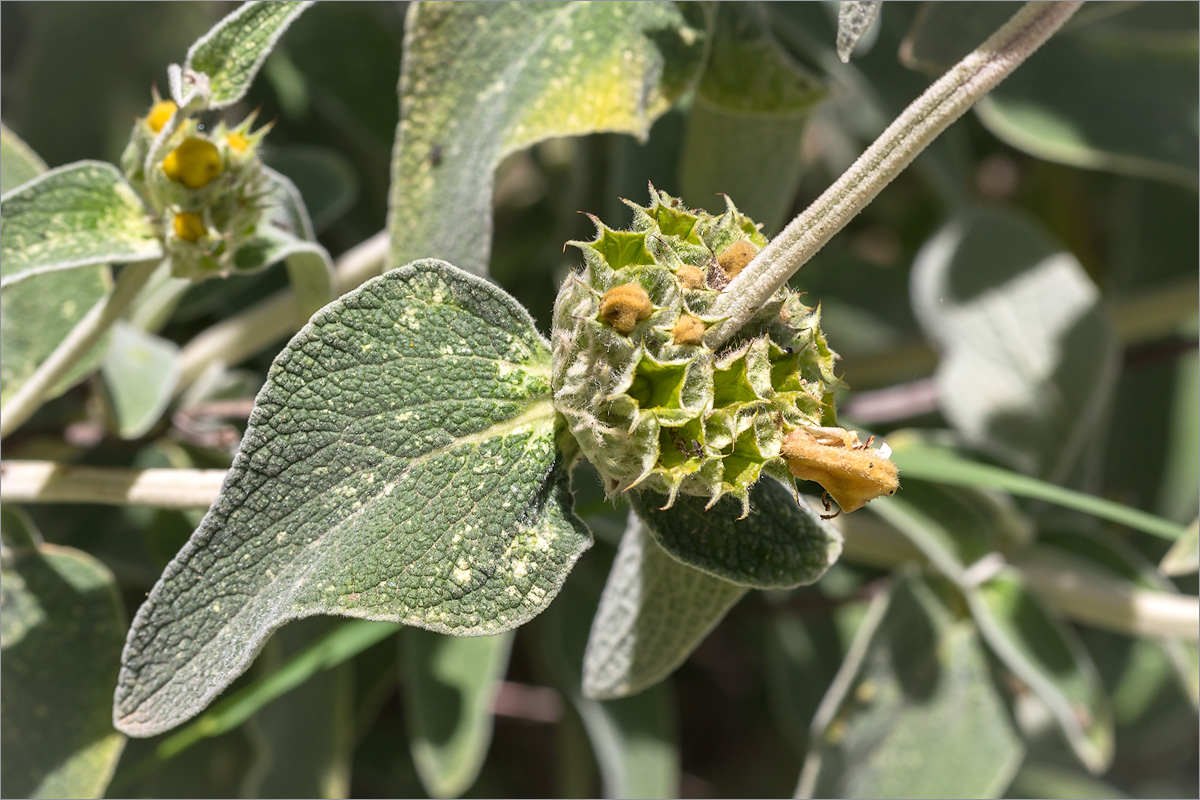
<box><xmin>552</xmin><ymin>188</ymin><xmax>840</xmax><ymax>515</ymax></box>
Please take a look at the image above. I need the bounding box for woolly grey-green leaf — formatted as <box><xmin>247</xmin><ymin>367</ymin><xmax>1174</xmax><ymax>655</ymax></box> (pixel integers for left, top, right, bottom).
<box><xmin>583</xmin><ymin>513</ymin><xmax>747</xmax><ymax>699</ymax></box>
<box><xmin>114</xmin><ymin>259</ymin><xmax>591</xmax><ymax>737</ymax></box>
<box><xmin>389</xmin><ymin>1</ymin><xmax>708</xmax><ymax>275</ymax></box>
<box><xmin>404</xmin><ymin>629</ymin><xmax>514</xmax><ymax>799</ymax></box>
<box><xmin>0</xmin><ymin>161</ymin><xmax>160</xmax><ymax>288</ymax></box>
<box><xmin>0</xmin><ymin>123</ymin><xmax>48</xmax><ymax>193</ymax></box>
<box><xmin>1</xmin><ymin>535</ymin><xmax>126</xmax><ymax>799</ymax></box>
<box><xmin>797</xmin><ymin>574</ymin><xmax>1024</xmax><ymax>799</ymax></box>
<box><xmin>630</xmin><ymin>478</ymin><xmax>841</xmax><ymax>589</ymax></box>
<box><xmin>836</xmin><ymin>1</ymin><xmax>883</xmax><ymax>63</ymax></box>
<box><xmin>967</xmin><ymin>567</ymin><xmax>1113</xmax><ymax>774</ymax></box>
<box><xmin>100</xmin><ymin>322</ymin><xmax>181</xmax><ymax>440</ymax></box>
<box><xmin>184</xmin><ymin>1</ymin><xmax>313</xmax><ymax>109</ymax></box>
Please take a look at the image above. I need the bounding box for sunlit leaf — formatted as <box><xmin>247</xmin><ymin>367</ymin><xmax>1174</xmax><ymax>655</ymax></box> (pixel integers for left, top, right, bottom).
<box><xmin>389</xmin><ymin>0</ymin><xmax>708</xmax><ymax>275</ymax></box>
<box><xmin>115</xmin><ymin>259</ymin><xmax>591</xmax><ymax>736</ymax></box>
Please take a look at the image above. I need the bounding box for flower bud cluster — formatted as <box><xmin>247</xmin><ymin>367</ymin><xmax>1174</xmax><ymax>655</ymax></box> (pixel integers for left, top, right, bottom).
<box><xmin>121</xmin><ymin>96</ymin><xmax>270</xmax><ymax>280</ymax></box>
<box><xmin>551</xmin><ymin>188</ymin><xmax>898</xmax><ymax>517</ymax></box>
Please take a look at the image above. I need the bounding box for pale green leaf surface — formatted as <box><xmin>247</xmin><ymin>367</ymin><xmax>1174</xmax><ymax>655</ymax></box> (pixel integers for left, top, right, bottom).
<box><xmin>388</xmin><ymin>0</ymin><xmax>708</xmax><ymax>275</ymax></box>
<box><xmin>0</xmin><ymin>123</ymin><xmax>48</xmax><ymax>193</ymax></box>
<box><xmin>184</xmin><ymin>0</ymin><xmax>314</xmax><ymax>109</ymax></box>
<box><xmin>977</xmin><ymin>12</ymin><xmax>1199</xmax><ymax>187</ymax></box>
<box><xmin>1006</xmin><ymin>762</ymin><xmax>1127</xmax><ymax>800</ymax></box>
<box><xmin>0</xmin><ymin>161</ymin><xmax>160</xmax><ymax>288</ymax></box>
<box><xmin>233</xmin><ymin>226</ymin><xmax>333</xmax><ymax>324</ymax></box>
<box><xmin>911</xmin><ymin>209</ymin><xmax>1119</xmax><ymax>483</ymax></box>
<box><xmin>242</xmin><ymin>618</ymin><xmax>355</xmax><ymax>800</ymax></box>
<box><xmin>797</xmin><ymin>575</ymin><xmax>1024</xmax><ymax>799</ymax></box>
<box><xmin>583</xmin><ymin>513</ymin><xmax>746</xmax><ymax>700</ymax></box>
<box><xmin>1</xmin><ymin>540</ymin><xmax>126</xmax><ymax>799</ymax></box>
<box><xmin>537</xmin><ymin>554</ymin><xmax>679</xmax><ymax>800</ymax></box>
<box><xmin>630</xmin><ymin>478</ymin><xmax>842</xmax><ymax>589</ymax></box>
<box><xmin>836</xmin><ymin>1</ymin><xmax>883</xmax><ymax>62</ymax></box>
<box><xmin>680</xmin><ymin>3</ymin><xmax>824</xmax><ymax>233</ymax></box>
<box><xmin>100</xmin><ymin>322</ymin><xmax>181</xmax><ymax>440</ymax></box>
<box><xmin>403</xmin><ymin>629</ymin><xmax>514</xmax><ymax>799</ymax></box>
<box><xmin>899</xmin><ymin>3</ymin><xmax>1026</xmax><ymax>73</ymax></box>
<box><xmin>114</xmin><ymin>259</ymin><xmax>591</xmax><ymax>737</ymax></box>
<box><xmin>967</xmin><ymin>568</ymin><xmax>1113</xmax><ymax>773</ymax></box>
<box><xmin>1160</xmin><ymin>519</ymin><xmax>1199</xmax><ymax>576</ymax></box>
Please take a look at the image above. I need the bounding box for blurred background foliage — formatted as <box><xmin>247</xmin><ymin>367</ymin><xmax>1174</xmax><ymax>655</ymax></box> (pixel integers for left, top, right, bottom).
<box><xmin>1</xmin><ymin>2</ymin><xmax>1196</xmax><ymax>798</ymax></box>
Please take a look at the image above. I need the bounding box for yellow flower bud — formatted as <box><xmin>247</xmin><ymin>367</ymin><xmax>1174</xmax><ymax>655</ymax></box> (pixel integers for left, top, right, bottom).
<box><xmin>173</xmin><ymin>211</ymin><xmax>207</xmax><ymax>242</ymax></box>
<box><xmin>226</xmin><ymin>132</ymin><xmax>249</xmax><ymax>153</ymax></box>
<box><xmin>146</xmin><ymin>100</ymin><xmax>177</xmax><ymax>133</ymax></box>
<box><xmin>162</xmin><ymin>137</ymin><xmax>223</xmax><ymax>189</ymax></box>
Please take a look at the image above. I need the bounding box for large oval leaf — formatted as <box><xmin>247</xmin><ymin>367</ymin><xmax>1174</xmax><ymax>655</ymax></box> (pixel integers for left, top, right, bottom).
<box><xmin>630</xmin><ymin>478</ymin><xmax>842</xmax><ymax>589</ymax></box>
<box><xmin>388</xmin><ymin>0</ymin><xmax>708</xmax><ymax>275</ymax></box>
<box><xmin>114</xmin><ymin>259</ymin><xmax>591</xmax><ymax>737</ymax></box>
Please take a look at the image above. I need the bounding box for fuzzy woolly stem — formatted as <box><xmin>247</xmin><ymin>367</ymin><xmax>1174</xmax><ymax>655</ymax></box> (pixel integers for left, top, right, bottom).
<box><xmin>0</xmin><ymin>258</ymin><xmax>161</xmax><ymax>440</ymax></box>
<box><xmin>704</xmin><ymin>1</ymin><xmax>1083</xmax><ymax>347</ymax></box>
<box><xmin>175</xmin><ymin>230</ymin><xmax>390</xmax><ymax>392</ymax></box>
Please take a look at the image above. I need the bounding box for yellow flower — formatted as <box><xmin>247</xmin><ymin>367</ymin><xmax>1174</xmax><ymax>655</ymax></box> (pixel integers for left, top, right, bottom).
<box><xmin>173</xmin><ymin>211</ymin><xmax>207</xmax><ymax>242</ymax></box>
<box><xmin>146</xmin><ymin>100</ymin><xmax>177</xmax><ymax>133</ymax></box>
<box><xmin>162</xmin><ymin>137</ymin><xmax>222</xmax><ymax>189</ymax></box>
<box><xmin>226</xmin><ymin>132</ymin><xmax>249</xmax><ymax>153</ymax></box>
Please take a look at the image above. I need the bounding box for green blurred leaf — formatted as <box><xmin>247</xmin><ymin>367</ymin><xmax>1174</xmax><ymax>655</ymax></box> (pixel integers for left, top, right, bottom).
<box><xmin>232</xmin><ymin>225</ymin><xmax>333</xmax><ymax>324</ymax></box>
<box><xmin>182</xmin><ymin>0</ymin><xmax>313</xmax><ymax>109</ymax></box>
<box><xmin>1005</xmin><ymin>762</ymin><xmax>1127</xmax><ymax>800</ymax></box>
<box><xmin>968</xmin><ymin>568</ymin><xmax>1114</xmax><ymax>773</ymax></box>
<box><xmin>0</xmin><ymin>123</ymin><xmax>48</xmax><ymax>193</ymax></box>
<box><xmin>680</xmin><ymin>3</ymin><xmax>824</xmax><ymax>233</ymax></box>
<box><xmin>265</xmin><ymin>146</ymin><xmax>360</xmax><ymax>232</ymax></box>
<box><xmin>889</xmin><ymin>436</ymin><xmax>1189</xmax><ymax>542</ymax></box>
<box><xmin>899</xmin><ymin>3</ymin><xmax>1026</xmax><ymax>72</ymax></box>
<box><xmin>977</xmin><ymin>8</ymin><xmax>1200</xmax><ymax>187</ymax></box>
<box><xmin>911</xmin><ymin>208</ymin><xmax>1120</xmax><ymax>483</ymax></box>
<box><xmin>582</xmin><ymin>513</ymin><xmax>747</xmax><ymax>700</ymax></box>
<box><xmin>242</xmin><ymin>618</ymin><xmax>354</xmax><ymax>799</ymax></box>
<box><xmin>1</xmin><ymin>536</ymin><xmax>126</xmax><ymax>799</ymax></box>
<box><xmin>0</xmin><ymin>161</ymin><xmax>160</xmax><ymax>287</ymax></box>
<box><xmin>100</xmin><ymin>321</ymin><xmax>180</xmax><ymax>440</ymax></box>
<box><xmin>114</xmin><ymin>260</ymin><xmax>591</xmax><ymax>736</ymax></box>
<box><xmin>1160</xmin><ymin>519</ymin><xmax>1199</xmax><ymax>576</ymax></box>
<box><xmin>836</xmin><ymin>1</ymin><xmax>883</xmax><ymax>63</ymax></box>
<box><xmin>797</xmin><ymin>574</ymin><xmax>1024</xmax><ymax>799</ymax></box>
<box><xmin>537</xmin><ymin>553</ymin><xmax>680</xmax><ymax>800</ymax></box>
<box><xmin>0</xmin><ymin>127</ymin><xmax>113</xmax><ymax>406</ymax></box>
<box><xmin>388</xmin><ymin>0</ymin><xmax>708</xmax><ymax>275</ymax></box>
<box><xmin>762</xmin><ymin>597</ymin><xmax>847</xmax><ymax>753</ymax></box>
<box><xmin>403</xmin><ymin>629</ymin><xmax>514</xmax><ymax>799</ymax></box>
<box><xmin>630</xmin><ymin>478</ymin><xmax>842</xmax><ymax>589</ymax></box>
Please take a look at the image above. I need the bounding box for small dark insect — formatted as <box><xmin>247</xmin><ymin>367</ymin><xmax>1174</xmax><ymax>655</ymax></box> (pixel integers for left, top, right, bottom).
<box><xmin>429</xmin><ymin>144</ymin><xmax>444</xmax><ymax>166</ymax></box>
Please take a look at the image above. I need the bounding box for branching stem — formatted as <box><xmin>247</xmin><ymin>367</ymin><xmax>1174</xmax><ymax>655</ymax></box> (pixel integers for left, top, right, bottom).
<box><xmin>0</xmin><ymin>258</ymin><xmax>161</xmax><ymax>440</ymax></box>
<box><xmin>704</xmin><ymin>0</ymin><xmax>1083</xmax><ymax>347</ymax></box>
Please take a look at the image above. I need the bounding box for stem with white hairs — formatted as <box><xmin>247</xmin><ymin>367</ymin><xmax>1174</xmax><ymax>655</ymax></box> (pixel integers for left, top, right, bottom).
<box><xmin>704</xmin><ymin>1</ymin><xmax>1083</xmax><ymax>347</ymax></box>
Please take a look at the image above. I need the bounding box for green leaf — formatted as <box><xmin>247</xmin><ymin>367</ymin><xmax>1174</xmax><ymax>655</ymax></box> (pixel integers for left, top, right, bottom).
<box><xmin>679</xmin><ymin>3</ymin><xmax>825</xmax><ymax>234</ymax></box>
<box><xmin>388</xmin><ymin>0</ymin><xmax>708</xmax><ymax>275</ymax></box>
<box><xmin>797</xmin><ymin>574</ymin><xmax>1024</xmax><ymax>799</ymax></box>
<box><xmin>898</xmin><ymin>3</ymin><xmax>1026</xmax><ymax>73</ymax></box>
<box><xmin>114</xmin><ymin>259</ymin><xmax>591</xmax><ymax>736</ymax></box>
<box><xmin>836</xmin><ymin>1</ymin><xmax>883</xmax><ymax>63</ymax></box>
<box><xmin>1160</xmin><ymin>519</ymin><xmax>1199</xmax><ymax>576</ymax></box>
<box><xmin>242</xmin><ymin>618</ymin><xmax>355</xmax><ymax>799</ymax></box>
<box><xmin>967</xmin><ymin>568</ymin><xmax>1113</xmax><ymax>773</ymax></box>
<box><xmin>233</xmin><ymin>225</ymin><xmax>333</xmax><ymax>324</ymax></box>
<box><xmin>0</xmin><ymin>123</ymin><xmax>48</xmax><ymax>193</ymax></box>
<box><xmin>630</xmin><ymin>478</ymin><xmax>842</xmax><ymax>589</ymax></box>
<box><xmin>182</xmin><ymin>0</ymin><xmax>314</xmax><ymax>109</ymax></box>
<box><xmin>1</xmin><ymin>536</ymin><xmax>126</xmax><ymax>799</ymax></box>
<box><xmin>1006</xmin><ymin>762</ymin><xmax>1127</xmax><ymax>800</ymax></box>
<box><xmin>536</xmin><ymin>554</ymin><xmax>680</xmax><ymax>800</ymax></box>
<box><xmin>403</xmin><ymin>629</ymin><xmax>514</xmax><ymax>799</ymax></box>
<box><xmin>976</xmin><ymin>7</ymin><xmax>1199</xmax><ymax>187</ymax></box>
<box><xmin>0</xmin><ymin>161</ymin><xmax>161</xmax><ymax>288</ymax></box>
<box><xmin>889</xmin><ymin>436</ymin><xmax>1189</xmax><ymax>542</ymax></box>
<box><xmin>911</xmin><ymin>208</ymin><xmax>1120</xmax><ymax>483</ymax></box>
<box><xmin>100</xmin><ymin>322</ymin><xmax>181</xmax><ymax>440</ymax></box>
<box><xmin>265</xmin><ymin>145</ymin><xmax>360</xmax><ymax>232</ymax></box>
<box><xmin>582</xmin><ymin>513</ymin><xmax>747</xmax><ymax>700</ymax></box>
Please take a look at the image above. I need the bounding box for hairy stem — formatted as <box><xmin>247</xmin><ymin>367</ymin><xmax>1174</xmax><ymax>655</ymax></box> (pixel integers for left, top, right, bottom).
<box><xmin>0</xmin><ymin>258</ymin><xmax>161</xmax><ymax>440</ymax></box>
<box><xmin>175</xmin><ymin>230</ymin><xmax>389</xmax><ymax>392</ymax></box>
<box><xmin>704</xmin><ymin>0</ymin><xmax>1083</xmax><ymax>347</ymax></box>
